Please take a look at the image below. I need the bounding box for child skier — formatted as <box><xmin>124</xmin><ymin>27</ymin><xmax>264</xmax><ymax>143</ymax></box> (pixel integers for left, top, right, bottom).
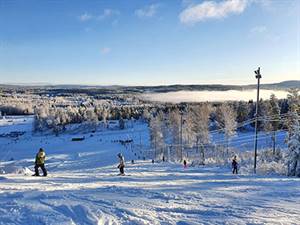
<box><xmin>117</xmin><ymin>153</ymin><xmax>125</xmax><ymax>176</ymax></box>
<box><xmin>183</xmin><ymin>159</ymin><xmax>187</xmax><ymax>169</ymax></box>
<box><xmin>33</xmin><ymin>148</ymin><xmax>47</xmax><ymax>176</ymax></box>
<box><xmin>232</xmin><ymin>155</ymin><xmax>238</xmax><ymax>174</ymax></box>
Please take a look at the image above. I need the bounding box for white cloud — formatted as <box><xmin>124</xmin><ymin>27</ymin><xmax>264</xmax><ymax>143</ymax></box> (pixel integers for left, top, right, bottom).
<box><xmin>135</xmin><ymin>4</ymin><xmax>160</xmax><ymax>18</ymax></box>
<box><xmin>97</xmin><ymin>9</ymin><xmax>120</xmax><ymax>20</ymax></box>
<box><xmin>101</xmin><ymin>47</ymin><xmax>111</xmax><ymax>55</ymax></box>
<box><xmin>79</xmin><ymin>13</ymin><xmax>93</xmax><ymax>22</ymax></box>
<box><xmin>179</xmin><ymin>0</ymin><xmax>249</xmax><ymax>25</ymax></box>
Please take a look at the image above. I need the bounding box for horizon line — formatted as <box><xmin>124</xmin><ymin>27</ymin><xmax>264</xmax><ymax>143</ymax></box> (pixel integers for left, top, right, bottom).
<box><xmin>1</xmin><ymin>79</ymin><xmax>300</xmax><ymax>87</ymax></box>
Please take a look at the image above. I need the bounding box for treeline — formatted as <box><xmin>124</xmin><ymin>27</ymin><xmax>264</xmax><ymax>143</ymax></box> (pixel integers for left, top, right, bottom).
<box><xmin>0</xmin><ymin>94</ymin><xmax>34</xmax><ymax>115</ymax></box>
<box><xmin>33</xmin><ymin>104</ymin><xmax>146</xmax><ymax>134</ymax></box>
<box><xmin>147</xmin><ymin>90</ymin><xmax>300</xmax><ymax>172</ymax></box>
<box><xmin>0</xmin><ymin>105</ymin><xmax>34</xmax><ymax>116</ymax></box>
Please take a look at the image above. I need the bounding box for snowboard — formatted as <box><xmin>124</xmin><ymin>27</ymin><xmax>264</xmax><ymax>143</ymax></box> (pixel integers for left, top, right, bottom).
<box><xmin>117</xmin><ymin>174</ymin><xmax>131</xmax><ymax>176</ymax></box>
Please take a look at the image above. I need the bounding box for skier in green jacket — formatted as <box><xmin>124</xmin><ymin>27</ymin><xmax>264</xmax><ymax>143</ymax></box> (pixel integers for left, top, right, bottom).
<box><xmin>33</xmin><ymin>148</ymin><xmax>47</xmax><ymax>176</ymax></box>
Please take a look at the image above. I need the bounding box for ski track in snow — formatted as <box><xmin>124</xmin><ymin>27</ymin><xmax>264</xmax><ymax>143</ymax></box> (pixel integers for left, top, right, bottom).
<box><xmin>1</xmin><ymin>163</ymin><xmax>300</xmax><ymax>225</ymax></box>
<box><xmin>0</xmin><ymin>116</ymin><xmax>299</xmax><ymax>225</ymax></box>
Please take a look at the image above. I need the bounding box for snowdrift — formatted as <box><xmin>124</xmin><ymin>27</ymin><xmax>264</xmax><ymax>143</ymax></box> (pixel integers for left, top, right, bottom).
<box><xmin>0</xmin><ymin>164</ymin><xmax>32</xmax><ymax>175</ymax></box>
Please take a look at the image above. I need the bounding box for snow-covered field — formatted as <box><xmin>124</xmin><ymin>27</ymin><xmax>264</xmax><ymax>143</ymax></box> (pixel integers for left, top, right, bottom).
<box><xmin>0</xmin><ymin>116</ymin><xmax>299</xmax><ymax>225</ymax></box>
<box><xmin>141</xmin><ymin>90</ymin><xmax>289</xmax><ymax>103</ymax></box>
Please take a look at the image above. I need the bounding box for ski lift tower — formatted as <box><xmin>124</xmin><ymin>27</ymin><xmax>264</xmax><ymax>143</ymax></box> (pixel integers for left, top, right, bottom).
<box><xmin>254</xmin><ymin>67</ymin><xmax>262</xmax><ymax>174</ymax></box>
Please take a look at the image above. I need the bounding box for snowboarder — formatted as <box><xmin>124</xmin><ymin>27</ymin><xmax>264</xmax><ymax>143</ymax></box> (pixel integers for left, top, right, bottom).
<box><xmin>117</xmin><ymin>153</ymin><xmax>125</xmax><ymax>175</ymax></box>
<box><xmin>232</xmin><ymin>155</ymin><xmax>238</xmax><ymax>174</ymax></box>
<box><xmin>183</xmin><ymin>160</ymin><xmax>187</xmax><ymax>169</ymax></box>
<box><xmin>33</xmin><ymin>148</ymin><xmax>47</xmax><ymax>176</ymax></box>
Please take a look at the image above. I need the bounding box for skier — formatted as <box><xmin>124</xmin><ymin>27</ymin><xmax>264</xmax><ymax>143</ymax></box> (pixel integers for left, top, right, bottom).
<box><xmin>33</xmin><ymin>148</ymin><xmax>47</xmax><ymax>176</ymax></box>
<box><xmin>183</xmin><ymin>159</ymin><xmax>187</xmax><ymax>169</ymax></box>
<box><xmin>232</xmin><ymin>155</ymin><xmax>238</xmax><ymax>174</ymax></box>
<box><xmin>117</xmin><ymin>153</ymin><xmax>125</xmax><ymax>176</ymax></box>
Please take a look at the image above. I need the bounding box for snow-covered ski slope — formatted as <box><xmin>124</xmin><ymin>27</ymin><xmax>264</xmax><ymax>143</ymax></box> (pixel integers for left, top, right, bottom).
<box><xmin>0</xmin><ymin>116</ymin><xmax>299</xmax><ymax>225</ymax></box>
<box><xmin>1</xmin><ymin>162</ymin><xmax>300</xmax><ymax>225</ymax></box>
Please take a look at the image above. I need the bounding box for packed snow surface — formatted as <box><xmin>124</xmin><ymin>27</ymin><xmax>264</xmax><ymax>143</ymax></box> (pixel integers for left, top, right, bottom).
<box><xmin>1</xmin><ymin>162</ymin><xmax>300</xmax><ymax>225</ymax></box>
<box><xmin>0</xmin><ymin>116</ymin><xmax>299</xmax><ymax>225</ymax></box>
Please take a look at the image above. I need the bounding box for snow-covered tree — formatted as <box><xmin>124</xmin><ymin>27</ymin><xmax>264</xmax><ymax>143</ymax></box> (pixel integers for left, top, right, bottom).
<box><xmin>149</xmin><ymin>114</ymin><xmax>165</xmax><ymax>160</ymax></box>
<box><xmin>142</xmin><ymin>108</ymin><xmax>151</xmax><ymax>122</ymax></box>
<box><xmin>236</xmin><ymin>101</ymin><xmax>249</xmax><ymax>124</ymax></box>
<box><xmin>157</xmin><ymin>111</ymin><xmax>168</xmax><ymax>143</ymax></box>
<box><xmin>287</xmin><ymin>89</ymin><xmax>300</xmax><ymax>114</ymax></box>
<box><xmin>258</xmin><ymin>99</ymin><xmax>269</xmax><ymax>131</ymax></box>
<box><xmin>33</xmin><ymin>105</ymin><xmax>50</xmax><ymax>132</ymax></box>
<box><xmin>287</xmin><ymin>113</ymin><xmax>300</xmax><ymax>177</ymax></box>
<box><xmin>167</xmin><ymin>108</ymin><xmax>183</xmax><ymax>160</ymax></box>
<box><xmin>101</xmin><ymin>107</ymin><xmax>109</xmax><ymax>128</ymax></box>
<box><xmin>168</xmin><ymin>108</ymin><xmax>181</xmax><ymax>146</ymax></box>
<box><xmin>264</xmin><ymin>94</ymin><xmax>281</xmax><ymax>154</ymax></box>
<box><xmin>182</xmin><ymin>109</ymin><xmax>194</xmax><ymax>147</ymax></box>
<box><xmin>248</xmin><ymin>99</ymin><xmax>268</xmax><ymax>131</ymax></box>
<box><xmin>216</xmin><ymin>103</ymin><xmax>237</xmax><ymax>154</ymax></box>
<box><xmin>188</xmin><ymin>104</ymin><xmax>212</xmax><ymax>164</ymax></box>
<box><xmin>86</xmin><ymin>108</ymin><xmax>98</xmax><ymax>130</ymax></box>
<box><xmin>119</xmin><ymin>117</ymin><xmax>125</xmax><ymax>130</ymax></box>
<box><xmin>286</xmin><ymin>89</ymin><xmax>300</xmax><ymax>137</ymax></box>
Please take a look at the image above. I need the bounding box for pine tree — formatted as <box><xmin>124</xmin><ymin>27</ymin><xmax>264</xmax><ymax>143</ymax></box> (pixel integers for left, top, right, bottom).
<box><xmin>236</xmin><ymin>101</ymin><xmax>249</xmax><ymax>124</ymax></box>
<box><xmin>287</xmin><ymin>89</ymin><xmax>300</xmax><ymax>114</ymax></box>
<box><xmin>257</xmin><ymin>99</ymin><xmax>269</xmax><ymax>131</ymax></box>
<box><xmin>286</xmin><ymin>89</ymin><xmax>300</xmax><ymax>137</ymax></box>
<box><xmin>266</xmin><ymin>94</ymin><xmax>281</xmax><ymax>154</ymax></box>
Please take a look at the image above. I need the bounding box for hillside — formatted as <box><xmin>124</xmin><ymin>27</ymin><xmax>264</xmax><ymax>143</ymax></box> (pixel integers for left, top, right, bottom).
<box><xmin>0</xmin><ymin>116</ymin><xmax>300</xmax><ymax>224</ymax></box>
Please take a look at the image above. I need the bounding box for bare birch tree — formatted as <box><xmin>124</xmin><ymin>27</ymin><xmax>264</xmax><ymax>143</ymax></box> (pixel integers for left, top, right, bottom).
<box><xmin>216</xmin><ymin>103</ymin><xmax>237</xmax><ymax>155</ymax></box>
<box><xmin>188</xmin><ymin>104</ymin><xmax>212</xmax><ymax>164</ymax></box>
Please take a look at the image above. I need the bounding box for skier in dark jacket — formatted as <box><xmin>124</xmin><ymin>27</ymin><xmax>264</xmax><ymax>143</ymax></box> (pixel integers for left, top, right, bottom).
<box><xmin>117</xmin><ymin>153</ymin><xmax>125</xmax><ymax>175</ymax></box>
<box><xmin>232</xmin><ymin>155</ymin><xmax>238</xmax><ymax>174</ymax></box>
<box><xmin>33</xmin><ymin>148</ymin><xmax>47</xmax><ymax>176</ymax></box>
<box><xmin>183</xmin><ymin>159</ymin><xmax>187</xmax><ymax>169</ymax></box>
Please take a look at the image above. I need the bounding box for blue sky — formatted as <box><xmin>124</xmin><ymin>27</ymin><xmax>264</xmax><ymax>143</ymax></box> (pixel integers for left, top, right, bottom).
<box><xmin>0</xmin><ymin>0</ymin><xmax>299</xmax><ymax>85</ymax></box>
